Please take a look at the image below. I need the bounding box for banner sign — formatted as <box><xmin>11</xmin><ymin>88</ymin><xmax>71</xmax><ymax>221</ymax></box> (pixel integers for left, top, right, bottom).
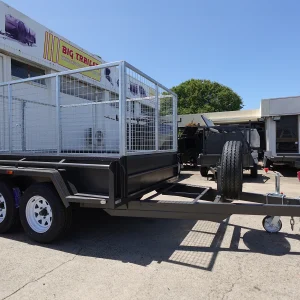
<box><xmin>43</xmin><ymin>31</ymin><xmax>101</xmax><ymax>81</ymax></box>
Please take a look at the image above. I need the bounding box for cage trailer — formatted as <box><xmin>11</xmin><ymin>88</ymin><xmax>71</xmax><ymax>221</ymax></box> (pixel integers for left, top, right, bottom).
<box><xmin>0</xmin><ymin>61</ymin><xmax>300</xmax><ymax>243</ymax></box>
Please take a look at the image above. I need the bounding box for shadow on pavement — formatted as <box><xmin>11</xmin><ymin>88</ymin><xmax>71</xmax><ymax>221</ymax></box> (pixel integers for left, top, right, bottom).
<box><xmin>1</xmin><ymin>210</ymin><xmax>300</xmax><ymax>272</ymax></box>
<box><xmin>242</xmin><ymin>173</ymin><xmax>270</xmax><ymax>184</ymax></box>
<box><xmin>177</xmin><ymin>173</ymin><xmax>193</xmax><ymax>181</ymax></box>
<box><xmin>243</xmin><ymin>230</ymin><xmax>291</xmax><ymax>256</ymax></box>
<box><xmin>180</xmin><ymin>165</ymin><xmax>198</xmax><ymax>172</ymax></box>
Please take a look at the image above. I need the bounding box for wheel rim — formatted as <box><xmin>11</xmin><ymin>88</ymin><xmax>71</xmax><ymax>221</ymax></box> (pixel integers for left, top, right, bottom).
<box><xmin>264</xmin><ymin>217</ymin><xmax>281</xmax><ymax>233</ymax></box>
<box><xmin>26</xmin><ymin>196</ymin><xmax>53</xmax><ymax>233</ymax></box>
<box><xmin>0</xmin><ymin>193</ymin><xmax>7</xmax><ymax>223</ymax></box>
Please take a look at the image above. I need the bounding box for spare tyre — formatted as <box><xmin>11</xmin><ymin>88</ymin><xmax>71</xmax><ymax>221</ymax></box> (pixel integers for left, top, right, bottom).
<box><xmin>200</xmin><ymin>167</ymin><xmax>208</xmax><ymax>177</ymax></box>
<box><xmin>218</xmin><ymin>141</ymin><xmax>243</xmax><ymax>199</ymax></box>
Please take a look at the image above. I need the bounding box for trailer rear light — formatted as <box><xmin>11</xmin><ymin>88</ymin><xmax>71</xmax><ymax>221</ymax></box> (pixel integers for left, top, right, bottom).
<box><xmin>297</xmin><ymin>171</ymin><xmax>300</xmax><ymax>181</ymax></box>
<box><xmin>6</xmin><ymin>170</ymin><xmax>13</xmax><ymax>175</ymax></box>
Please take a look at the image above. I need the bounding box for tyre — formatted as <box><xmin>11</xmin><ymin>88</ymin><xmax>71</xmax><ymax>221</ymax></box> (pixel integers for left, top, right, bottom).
<box><xmin>200</xmin><ymin>167</ymin><xmax>208</xmax><ymax>177</ymax></box>
<box><xmin>250</xmin><ymin>163</ymin><xmax>258</xmax><ymax>178</ymax></box>
<box><xmin>177</xmin><ymin>155</ymin><xmax>181</xmax><ymax>177</ymax></box>
<box><xmin>186</xmin><ymin>148</ymin><xmax>197</xmax><ymax>167</ymax></box>
<box><xmin>20</xmin><ymin>183</ymin><xmax>72</xmax><ymax>243</ymax></box>
<box><xmin>218</xmin><ymin>141</ymin><xmax>243</xmax><ymax>199</ymax></box>
<box><xmin>177</xmin><ymin>162</ymin><xmax>181</xmax><ymax>177</ymax></box>
<box><xmin>0</xmin><ymin>181</ymin><xmax>19</xmax><ymax>233</ymax></box>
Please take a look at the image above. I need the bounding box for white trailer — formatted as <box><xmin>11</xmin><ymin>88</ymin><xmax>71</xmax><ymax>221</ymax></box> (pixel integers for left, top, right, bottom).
<box><xmin>261</xmin><ymin>96</ymin><xmax>300</xmax><ymax>167</ymax></box>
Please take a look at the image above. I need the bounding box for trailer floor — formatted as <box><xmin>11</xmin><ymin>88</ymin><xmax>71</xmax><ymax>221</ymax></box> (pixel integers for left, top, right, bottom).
<box><xmin>0</xmin><ymin>167</ymin><xmax>300</xmax><ymax>300</ymax></box>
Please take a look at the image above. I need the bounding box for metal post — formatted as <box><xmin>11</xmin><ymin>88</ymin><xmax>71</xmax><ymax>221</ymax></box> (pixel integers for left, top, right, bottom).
<box><xmin>8</xmin><ymin>84</ymin><xmax>12</xmax><ymax>153</ymax></box>
<box><xmin>275</xmin><ymin>172</ymin><xmax>280</xmax><ymax>194</ymax></box>
<box><xmin>92</xmin><ymin>103</ymin><xmax>95</xmax><ymax>152</ymax></box>
<box><xmin>21</xmin><ymin>100</ymin><xmax>26</xmax><ymax>151</ymax></box>
<box><xmin>55</xmin><ymin>76</ymin><xmax>61</xmax><ymax>154</ymax></box>
<box><xmin>118</xmin><ymin>61</ymin><xmax>127</xmax><ymax>156</ymax></box>
<box><xmin>127</xmin><ymin>101</ymin><xmax>132</xmax><ymax>152</ymax></box>
<box><xmin>155</xmin><ymin>84</ymin><xmax>159</xmax><ymax>151</ymax></box>
<box><xmin>172</xmin><ymin>95</ymin><xmax>178</xmax><ymax>151</ymax></box>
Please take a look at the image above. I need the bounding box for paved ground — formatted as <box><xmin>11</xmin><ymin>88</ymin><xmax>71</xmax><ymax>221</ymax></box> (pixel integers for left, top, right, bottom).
<box><xmin>1</xmin><ymin>167</ymin><xmax>300</xmax><ymax>300</ymax></box>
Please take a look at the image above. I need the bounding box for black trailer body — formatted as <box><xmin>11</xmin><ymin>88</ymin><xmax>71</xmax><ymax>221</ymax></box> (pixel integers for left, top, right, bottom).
<box><xmin>0</xmin><ymin>156</ymin><xmax>298</xmax><ymax>217</ymax></box>
<box><xmin>0</xmin><ymin>152</ymin><xmax>179</xmax><ymax>209</ymax></box>
<box><xmin>0</xmin><ymin>157</ymin><xmax>299</xmax><ymax>241</ymax></box>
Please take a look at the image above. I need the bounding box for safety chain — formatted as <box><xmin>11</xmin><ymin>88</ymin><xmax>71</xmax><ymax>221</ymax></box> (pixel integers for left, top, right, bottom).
<box><xmin>290</xmin><ymin>216</ymin><xmax>295</xmax><ymax>231</ymax></box>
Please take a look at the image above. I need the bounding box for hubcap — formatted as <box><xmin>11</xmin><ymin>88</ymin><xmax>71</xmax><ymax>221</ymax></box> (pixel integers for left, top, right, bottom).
<box><xmin>264</xmin><ymin>217</ymin><xmax>281</xmax><ymax>233</ymax></box>
<box><xmin>0</xmin><ymin>193</ymin><xmax>7</xmax><ymax>223</ymax></box>
<box><xmin>26</xmin><ymin>196</ymin><xmax>53</xmax><ymax>233</ymax></box>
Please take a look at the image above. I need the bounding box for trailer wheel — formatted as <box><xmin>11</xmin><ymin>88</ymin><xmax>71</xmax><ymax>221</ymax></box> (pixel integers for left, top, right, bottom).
<box><xmin>178</xmin><ymin>162</ymin><xmax>181</xmax><ymax>177</ymax></box>
<box><xmin>20</xmin><ymin>183</ymin><xmax>72</xmax><ymax>243</ymax></box>
<box><xmin>250</xmin><ymin>163</ymin><xmax>258</xmax><ymax>178</ymax></box>
<box><xmin>0</xmin><ymin>182</ymin><xmax>18</xmax><ymax>233</ymax></box>
<box><xmin>218</xmin><ymin>141</ymin><xmax>243</xmax><ymax>199</ymax></box>
<box><xmin>200</xmin><ymin>167</ymin><xmax>208</xmax><ymax>177</ymax></box>
<box><xmin>262</xmin><ymin>216</ymin><xmax>282</xmax><ymax>233</ymax></box>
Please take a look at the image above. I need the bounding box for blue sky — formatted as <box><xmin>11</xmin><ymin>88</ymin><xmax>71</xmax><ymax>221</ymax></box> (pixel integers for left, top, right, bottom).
<box><xmin>4</xmin><ymin>0</ymin><xmax>300</xmax><ymax>109</ymax></box>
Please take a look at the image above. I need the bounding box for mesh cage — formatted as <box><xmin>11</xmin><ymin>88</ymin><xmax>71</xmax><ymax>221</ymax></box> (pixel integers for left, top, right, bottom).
<box><xmin>60</xmin><ymin>66</ymin><xmax>120</xmax><ymax>154</ymax></box>
<box><xmin>126</xmin><ymin>67</ymin><xmax>156</xmax><ymax>152</ymax></box>
<box><xmin>125</xmin><ymin>65</ymin><xmax>176</xmax><ymax>154</ymax></box>
<box><xmin>0</xmin><ymin>61</ymin><xmax>177</xmax><ymax>156</ymax></box>
<box><xmin>10</xmin><ymin>77</ymin><xmax>56</xmax><ymax>152</ymax></box>
<box><xmin>158</xmin><ymin>86</ymin><xmax>174</xmax><ymax>151</ymax></box>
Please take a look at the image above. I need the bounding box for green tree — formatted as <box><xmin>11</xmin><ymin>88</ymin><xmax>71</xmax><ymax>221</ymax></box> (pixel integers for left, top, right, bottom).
<box><xmin>171</xmin><ymin>79</ymin><xmax>243</xmax><ymax>114</ymax></box>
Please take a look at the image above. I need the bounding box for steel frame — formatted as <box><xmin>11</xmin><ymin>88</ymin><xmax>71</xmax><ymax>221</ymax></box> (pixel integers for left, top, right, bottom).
<box><xmin>0</xmin><ymin>155</ymin><xmax>300</xmax><ymax>227</ymax></box>
<box><xmin>106</xmin><ymin>182</ymin><xmax>300</xmax><ymax>220</ymax></box>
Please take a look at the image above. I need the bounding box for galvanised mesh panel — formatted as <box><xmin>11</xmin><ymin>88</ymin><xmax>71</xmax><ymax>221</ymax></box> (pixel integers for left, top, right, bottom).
<box><xmin>0</xmin><ymin>62</ymin><xmax>177</xmax><ymax>156</ymax></box>
<box><xmin>125</xmin><ymin>65</ymin><xmax>176</xmax><ymax>153</ymax></box>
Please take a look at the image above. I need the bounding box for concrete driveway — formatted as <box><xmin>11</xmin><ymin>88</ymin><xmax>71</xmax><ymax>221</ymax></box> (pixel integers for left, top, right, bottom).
<box><xmin>0</xmin><ymin>167</ymin><xmax>299</xmax><ymax>300</ymax></box>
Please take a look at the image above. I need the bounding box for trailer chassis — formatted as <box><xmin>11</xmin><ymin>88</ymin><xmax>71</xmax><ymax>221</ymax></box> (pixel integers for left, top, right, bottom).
<box><xmin>106</xmin><ymin>178</ymin><xmax>300</xmax><ymax>233</ymax></box>
<box><xmin>0</xmin><ymin>156</ymin><xmax>298</xmax><ymax>243</ymax></box>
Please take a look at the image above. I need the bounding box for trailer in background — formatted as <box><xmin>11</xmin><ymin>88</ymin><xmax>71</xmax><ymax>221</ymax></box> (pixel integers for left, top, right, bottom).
<box><xmin>178</xmin><ymin>115</ymin><xmax>260</xmax><ymax>178</ymax></box>
<box><xmin>261</xmin><ymin>96</ymin><xmax>300</xmax><ymax>168</ymax></box>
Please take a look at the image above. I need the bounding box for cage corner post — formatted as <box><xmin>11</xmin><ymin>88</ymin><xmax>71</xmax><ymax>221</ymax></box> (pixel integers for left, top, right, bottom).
<box><xmin>8</xmin><ymin>83</ymin><xmax>12</xmax><ymax>153</ymax></box>
<box><xmin>155</xmin><ymin>84</ymin><xmax>159</xmax><ymax>151</ymax></box>
<box><xmin>119</xmin><ymin>61</ymin><xmax>127</xmax><ymax>156</ymax></box>
<box><xmin>173</xmin><ymin>94</ymin><xmax>178</xmax><ymax>151</ymax></box>
<box><xmin>55</xmin><ymin>75</ymin><xmax>62</xmax><ymax>155</ymax></box>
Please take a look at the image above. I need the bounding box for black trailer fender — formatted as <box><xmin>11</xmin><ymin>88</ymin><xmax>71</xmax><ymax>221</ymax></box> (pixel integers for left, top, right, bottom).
<box><xmin>0</xmin><ymin>167</ymin><xmax>70</xmax><ymax>207</ymax></box>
